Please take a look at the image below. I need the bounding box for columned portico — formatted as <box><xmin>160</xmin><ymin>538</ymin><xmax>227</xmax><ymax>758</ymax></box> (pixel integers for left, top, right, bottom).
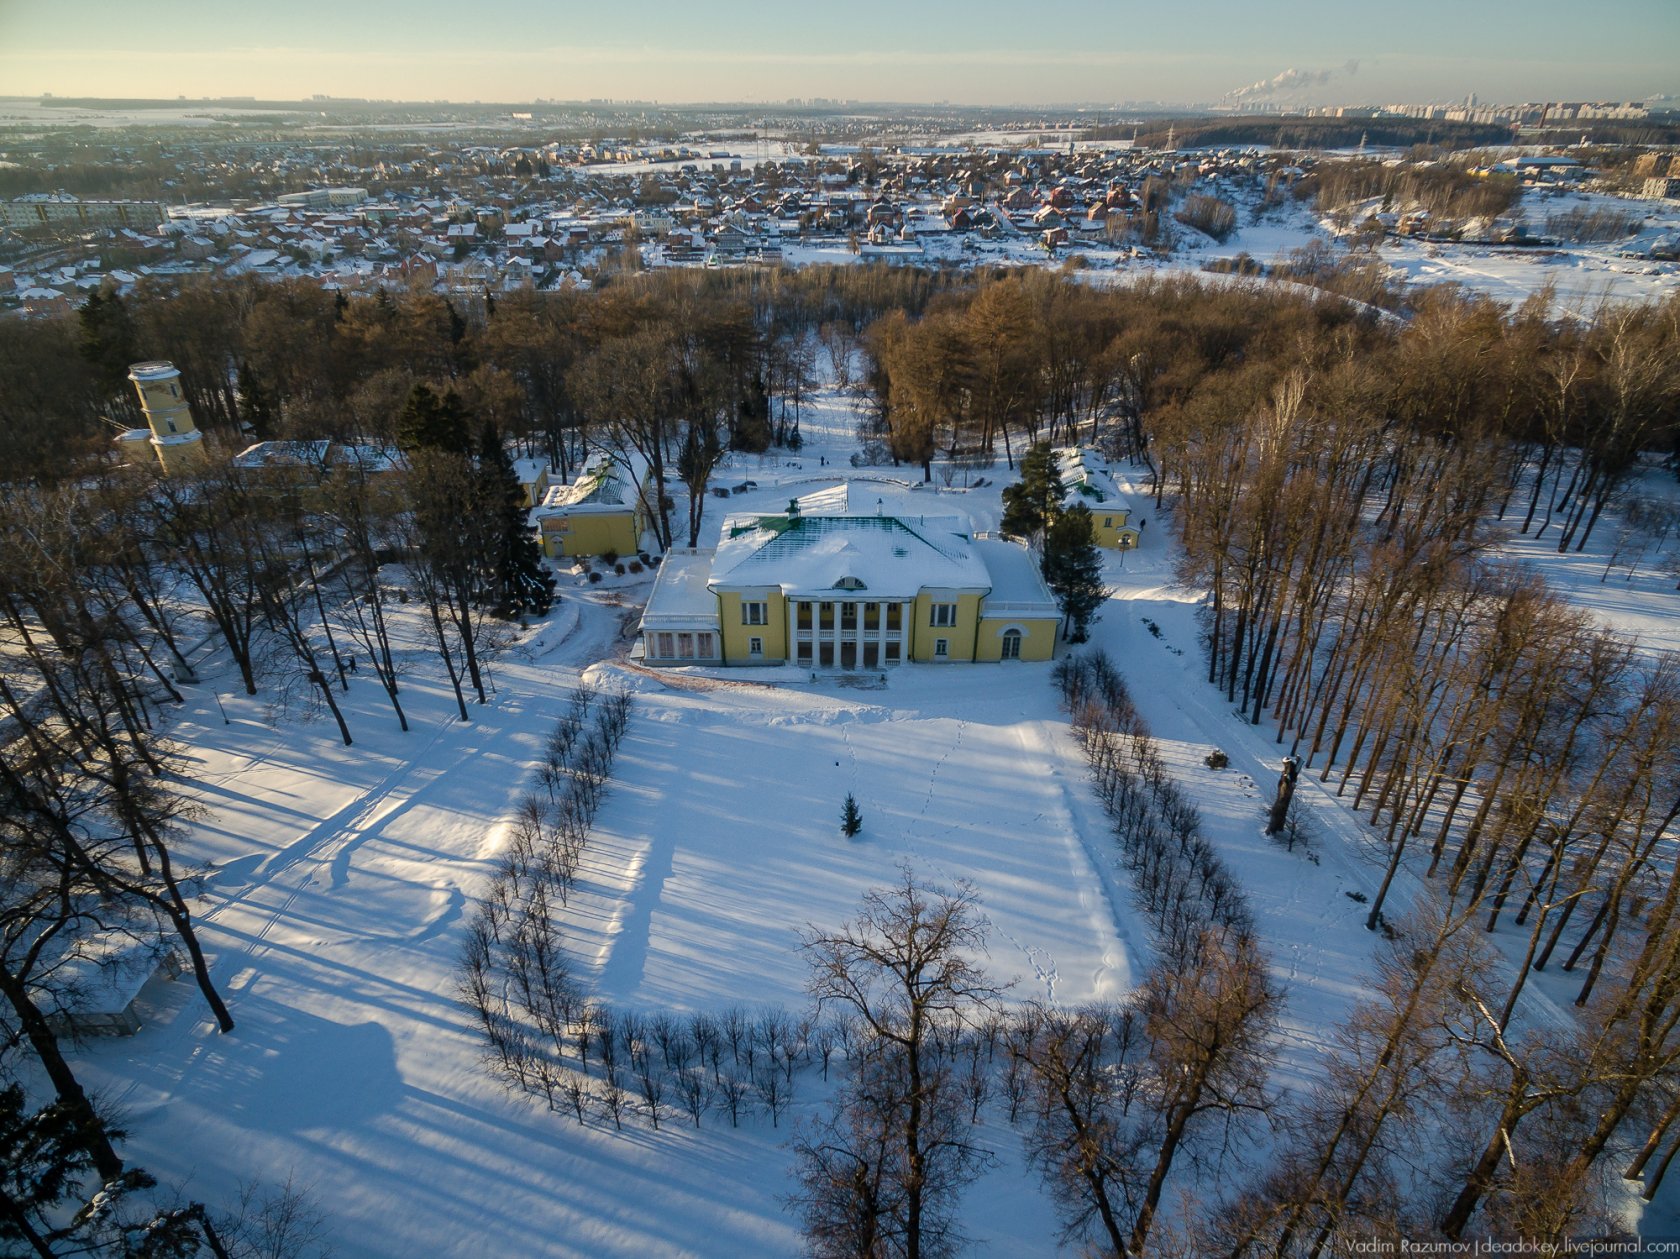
<box><xmin>789</xmin><ymin>596</ymin><xmax>909</xmax><ymax>669</ymax></box>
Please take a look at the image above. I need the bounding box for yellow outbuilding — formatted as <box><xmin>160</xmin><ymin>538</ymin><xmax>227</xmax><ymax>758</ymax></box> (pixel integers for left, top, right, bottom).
<box><xmin>534</xmin><ymin>451</ymin><xmax>652</xmax><ymax>559</ymax></box>
<box><xmin>1057</xmin><ymin>448</ymin><xmax>1141</xmax><ymax>551</ymax></box>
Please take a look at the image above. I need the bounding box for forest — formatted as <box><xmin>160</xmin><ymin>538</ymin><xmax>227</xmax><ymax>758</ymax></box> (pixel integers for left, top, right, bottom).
<box><xmin>3</xmin><ymin>261</ymin><xmax>1680</xmax><ymax>1253</ymax></box>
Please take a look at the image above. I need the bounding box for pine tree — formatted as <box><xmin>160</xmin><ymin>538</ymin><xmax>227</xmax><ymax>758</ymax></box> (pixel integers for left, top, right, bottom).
<box><xmin>0</xmin><ymin>1084</ymin><xmax>218</xmax><ymax>1257</ymax></box>
<box><xmin>1042</xmin><ymin>503</ymin><xmax>1106</xmax><ymax>643</ymax></box>
<box><xmin>1001</xmin><ymin>442</ymin><xmax>1064</xmax><ymax>542</ymax></box>
<box><xmin>841</xmin><ymin>793</ymin><xmax>863</xmax><ymax>838</ymax></box>
<box><xmin>476</xmin><ymin>421</ymin><xmax>555</xmax><ymax>619</ymax></box>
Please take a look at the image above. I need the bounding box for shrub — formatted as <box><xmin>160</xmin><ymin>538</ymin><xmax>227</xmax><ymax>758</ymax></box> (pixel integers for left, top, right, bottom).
<box><xmin>1204</xmin><ymin>749</ymin><xmax>1230</xmax><ymax>770</ymax></box>
<box><xmin>628</xmin><ymin>561</ymin><xmax>643</xmax><ymax>574</ymax></box>
<box><xmin>614</xmin><ymin>563</ymin><xmax>626</xmax><ymax>576</ymax></box>
<box><xmin>1176</xmin><ymin>193</ymin><xmax>1238</xmax><ymax>242</ymax></box>
<box><xmin>587</xmin><ymin>571</ymin><xmax>603</xmax><ymax>584</ymax></box>
<box><xmin>601</xmin><ymin>549</ymin><xmax>619</xmax><ymax>566</ymax></box>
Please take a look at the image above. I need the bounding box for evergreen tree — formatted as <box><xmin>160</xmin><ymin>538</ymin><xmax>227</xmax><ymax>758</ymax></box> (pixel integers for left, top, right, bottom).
<box><xmin>476</xmin><ymin>420</ymin><xmax>554</xmax><ymax>619</ymax></box>
<box><xmin>77</xmin><ymin>291</ymin><xmax>141</xmax><ymax>421</ymax></box>
<box><xmin>1000</xmin><ymin>442</ymin><xmax>1063</xmax><ymax>542</ymax></box>
<box><xmin>1042</xmin><ymin>503</ymin><xmax>1106</xmax><ymax>642</ymax></box>
<box><xmin>0</xmin><ymin>1085</ymin><xmax>215</xmax><ymax>1258</ymax></box>
<box><xmin>235</xmin><ymin>360</ymin><xmax>278</xmax><ymax>440</ymax></box>
<box><xmin>397</xmin><ymin>383</ymin><xmax>471</xmax><ymax>455</ymax></box>
<box><xmin>841</xmin><ymin>792</ymin><xmax>863</xmax><ymax>838</ymax></box>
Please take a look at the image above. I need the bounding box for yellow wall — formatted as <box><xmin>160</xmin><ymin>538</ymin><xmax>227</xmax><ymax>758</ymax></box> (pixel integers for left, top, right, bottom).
<box><xmin>909</xmin><ymin>591</ymin><xmax>985</xmax><ymax>662</ymax></box>
<box><xmin>153</xmin><ymin>436</ymin><xmax>208</xmax><ymax>476</ymax></box>
<box><xmin>518</xmin><ymin>471</ymin><xmax>550</xmax><ymax>509</ymax></box>
<box><xmin>541</xmin><ymin>510</ymin><xmax>639</xmax><ymax>559</ymax></box>
<box><xmin>975</xmin><ymin>616</ymin><xmax>1059</xmax><ymax>662</ymax></box>
<box><xmin>1089</xmin><ymin>509</ymin><xmax>1139</xmax><ymax>550</ymax></box>
<box><xmin>717</xmin><ymin>589</ymin><xmax>788</xmax><ymax>663</ymax></box>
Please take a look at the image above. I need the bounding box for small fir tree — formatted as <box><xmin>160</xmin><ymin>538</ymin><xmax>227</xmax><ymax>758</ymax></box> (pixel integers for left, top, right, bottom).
<box><xmin>841</xmin><ymin>792</ymin><xmax>863</xmax><ymax>838</ymax></box>
<box><xmin>1042</xmin><ymin>502</ymin><xmax>1107</xmax><ymax>642</ymax></box>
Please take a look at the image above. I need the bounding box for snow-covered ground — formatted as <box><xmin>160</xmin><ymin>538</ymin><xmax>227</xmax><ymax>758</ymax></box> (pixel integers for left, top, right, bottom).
<box><xmin>66</xmin><ymin>381</ymin><xmax>1680</xmax><ymax>1254</ymax></box>
<box><xmin>1492</xmin><ymin>460</ymin><xmax>1680</xmax><ymax>658</ymax></box>
<box><xmin>68</xmin><ymin>406</ymin><xmax>1136</xmax><ymax>1256</ymax></box>
<box><xmin>72</xmin><ymin>585</ymin><xmax>1122</xmax><ymax>1257</ymax></box>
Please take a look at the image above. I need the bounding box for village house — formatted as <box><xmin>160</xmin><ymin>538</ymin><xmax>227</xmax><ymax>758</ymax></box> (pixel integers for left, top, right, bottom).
<box><xmin>638</xmin><ymin>486</ymin><xmax>1061</xmax><ymax>669</ymax></box>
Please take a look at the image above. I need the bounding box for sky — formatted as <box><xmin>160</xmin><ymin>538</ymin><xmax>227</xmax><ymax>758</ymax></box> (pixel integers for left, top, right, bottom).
<box><xmin>1</xmin><ymin>0</ymin><xmax>1676</xmax><ymax>108</ymax></box>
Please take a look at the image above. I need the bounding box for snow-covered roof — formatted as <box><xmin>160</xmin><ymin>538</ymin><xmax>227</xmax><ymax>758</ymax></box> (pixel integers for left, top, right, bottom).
<box><xmin>536</xmin><ymin>450</ymin><xmax>647</xmax><ymax>516</ymax></box>
<box><xmin>511</xmin><ymin>456</ymin><xmax>550</xmax><ymax>485</ymax></box>
<box><xmin>32</xmin><ymin>932</ymin><xmax>171</xmax><ymax>1019</ymax></box>
<box><xmin>232</xmin><ymin>439</ymin><xmax>331</xmax><ymax>470</ymax></box>
<box><xmin>1056</xmin><ymin>448</ymin><xmax>1133</xmax><ymax>515</ymax></box>
<box><xmin>710</xmin><ymin>511</ymin><xmax>988</xmax><ymax>598</ymax></box>
<box><xmin>973</xmin><ymin>539</ymin><xmax>1059</xmax><ymax>616</ymax></box>
<box><xmin>330</xmin><ymin>444</ymin><xmax>405</xmax><ymax>475</ymax></box>
<box><xmin>641</xmin><ymin>549</ymin><xmax>724</xmax><ymax>630</ymax></box>
<box><xmin>793</xmin><ymin>482</ymin><xmax>937</xmax><ymax>520</ymax></box>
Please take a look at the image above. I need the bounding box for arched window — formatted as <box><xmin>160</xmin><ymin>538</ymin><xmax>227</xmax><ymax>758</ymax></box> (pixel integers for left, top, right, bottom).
<box><xmin>836</xmin><ymin>576</ymin><xmax>866</xmax><ymax>591</ymax></box>
<box><xmin>1001</xmin><ymin>629</ymin><xmax>1023</xmax><ymax>659</ymax></box>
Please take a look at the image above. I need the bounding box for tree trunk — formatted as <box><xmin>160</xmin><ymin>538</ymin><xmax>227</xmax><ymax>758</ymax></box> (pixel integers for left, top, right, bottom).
<box><xmin>0</xmin><ymin>968</ymin><xmax>124</xmax><ymax>1181</ymax></box>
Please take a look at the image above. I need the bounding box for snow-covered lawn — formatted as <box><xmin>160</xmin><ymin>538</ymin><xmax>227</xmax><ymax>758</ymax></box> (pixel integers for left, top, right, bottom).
<box><xmin>70</xmin><ymin>526</ymin><xmax>1133</xmax><ymax>1256</ymax></box>
<box><xmin>577</xmin><ymin>665</ymin><xmax>1134</xmax><ymax>1014</ymax></box>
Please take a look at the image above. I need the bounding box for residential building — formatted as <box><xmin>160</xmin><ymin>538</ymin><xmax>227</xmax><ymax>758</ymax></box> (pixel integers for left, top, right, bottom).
<box><xmin>0</xmin><ymin>197</ymin><xmax>166</xmax><ymax>232</ymax></box>
<box><xmin>511</xmin><ymin>457</ymin><xmax>554</xmax><ymax>508</ymax></box>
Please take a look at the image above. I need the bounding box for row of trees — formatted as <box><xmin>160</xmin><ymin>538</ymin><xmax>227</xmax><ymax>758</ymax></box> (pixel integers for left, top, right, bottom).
<box><xmin>1054</xmin><ymin>649</ymin><xmax>1680</xmax><ymax>1248</ymax></box>
<box><xmin>793</xmin><ymin>859</ymin><xmax>1280</xmax><ymax>1259</ymax></box>
<box><xmin>1061</xmin><ymin>283</ymin><xmax>1680</xmax><ymax>1238</ymax></box>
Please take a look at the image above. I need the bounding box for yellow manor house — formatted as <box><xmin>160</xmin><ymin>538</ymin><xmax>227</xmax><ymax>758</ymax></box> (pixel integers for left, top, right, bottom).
<box><xmin>638</xmin><ymin>487</ymin><xmax>1061</xmax><ymax>668</ymax></box>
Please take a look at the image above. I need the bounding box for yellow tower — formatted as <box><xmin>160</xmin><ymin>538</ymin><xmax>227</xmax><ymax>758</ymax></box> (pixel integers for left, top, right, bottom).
<box><xmin>127</xmin><ymin>360</ymin><xmax>207</xmax><ymax>475</ymax></box>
